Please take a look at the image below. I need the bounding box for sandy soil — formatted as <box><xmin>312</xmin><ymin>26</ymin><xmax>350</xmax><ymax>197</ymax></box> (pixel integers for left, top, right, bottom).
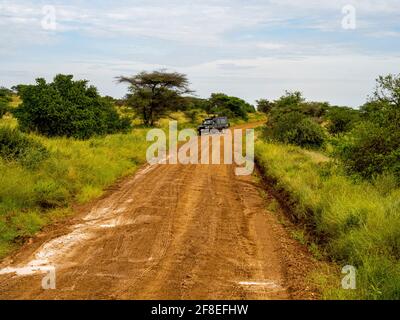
<box><xmin>0</xmin><ymin>123</ymin><xmax>319</xmax><ymax>300</ymax></box>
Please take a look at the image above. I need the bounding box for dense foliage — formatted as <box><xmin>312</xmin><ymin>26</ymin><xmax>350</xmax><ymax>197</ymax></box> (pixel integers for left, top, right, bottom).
<box><xmin>264</xmin><ymin>111</ymin><xmax>326</xmax><ymax>148</ymax></box>
<box><xmin>0</xmin><ymin>87</ymin><xmax>12</xmax><ymax>118</ymax></box>
<box><xmin>207</xmin><ymin>93</ymin><xmax>255</xmax><ymax>120</ymax></box>
<box><xmin>256</xmin><ymin>99</ymin><xmax>274</xmax><ymax>114</ymax></box>
<box><xmin>0</xmin><ymin>126</ymin><xmax>48</xmax><ymax>168</ymax></box>
<box><xmin>13</xmin><ymin>75</ymin><xmax>131</xmax><ymax>139</ymax></box>
<box><xmin>336</xmin><ymin>74</ymin><xmax>400</xmax><ymax>180</ymax></box>
<box><xmin>325</xmin><ymin>106</ymin><xmax>360</xmax><ymax>135</ymax></box>
<box><xmin>262</xmin><ymin>91</ymin><xmax>327</xmax><ymax>148</ymax></box>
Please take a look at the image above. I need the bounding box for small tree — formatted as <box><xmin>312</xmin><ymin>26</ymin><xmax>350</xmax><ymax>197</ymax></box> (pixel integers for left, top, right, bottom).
<box><xmin>208</xmin><ymin>93</ymin><xmax>255</xmax><ymax>119</ymax></box>
<box><xmin>256</xmin><ymin>99</ymin><xmax>274</xmax><ymax>114</ymax></box>
<box><xmin>13</xmin><ymin>75</ymin><xmax>131</xmax><ymax>139</ymax></box>
<box><xmin>373</xmin><ymin>74</ymin><xmax>400</xmax><ymax>107</ymax></box>
<box><xmin>117</xmin><ymin>70</ymin><xmax>192</xmax><ymax>126</ymax></box>
<box><xmin>274</xmin><ymin>91</ymin><xmax>305</xmax><ymax>109</ymax></box>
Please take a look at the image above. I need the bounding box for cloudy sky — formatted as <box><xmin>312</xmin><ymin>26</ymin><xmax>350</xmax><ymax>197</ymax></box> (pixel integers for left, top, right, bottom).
<box><xmin>0</xmin><ymin>0</ymin><xmax>399</xmax><ymax>107</ymax></box>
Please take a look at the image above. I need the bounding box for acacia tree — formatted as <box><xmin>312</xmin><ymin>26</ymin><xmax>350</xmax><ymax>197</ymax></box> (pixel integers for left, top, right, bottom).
<box><xmin>117</xmin><ymin>70</ymin><xmax>192</xmax><ymax>126</ymax></box>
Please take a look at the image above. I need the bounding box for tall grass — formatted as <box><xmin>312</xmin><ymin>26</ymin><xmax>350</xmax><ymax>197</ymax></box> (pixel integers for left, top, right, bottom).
<box><xmin>0</xmin><ymin>127</ymin><xmax>149</xmax><ymax>258</ymax></box>
<box><xmin>9</xmin><ymin>95</ymin><xmax>21</xmax><ymax>108</ymax></box>
<box><xmin>255</xmin><ymin>141</ymin><xmax>400</xmax><ymax>299</ymax></box>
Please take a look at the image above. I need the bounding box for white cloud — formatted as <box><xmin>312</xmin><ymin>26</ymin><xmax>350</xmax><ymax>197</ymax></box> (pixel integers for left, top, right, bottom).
<box><xmin>255</xmin><ymin>42</ymin><xmax>286</xmax><ymax>50</ymax></box>
<box><xmin>1</xmin><ymin>0</ymin><xmax>399</xmax><ymax>107</ymax></box>
<box><xmin>367</xmin><ymin>31</ymin><xmax>400</xmax><ymax>38</ymax></box>
<box><xmin>1</xmin><ymin>0</ymin><xmax>399</xmax><ymax>45</ymax></box>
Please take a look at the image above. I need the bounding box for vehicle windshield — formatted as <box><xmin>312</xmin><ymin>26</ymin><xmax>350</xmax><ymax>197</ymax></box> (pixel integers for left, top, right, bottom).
<box><xmin>203</xmin><ymin>120</ymin><xmax>213</xmax><ymax>125</ymax></box>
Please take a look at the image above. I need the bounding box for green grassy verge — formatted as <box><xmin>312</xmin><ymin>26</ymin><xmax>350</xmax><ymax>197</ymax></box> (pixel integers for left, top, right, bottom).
<box><xmin>255</xmin><ymin>140</ymin><xmax>400</xmax><ymax>299</ymax></box>
<box><xmin>0</xmin><ymin>128</ymin><xmax>149</xmax><ymax>258</ymax></box>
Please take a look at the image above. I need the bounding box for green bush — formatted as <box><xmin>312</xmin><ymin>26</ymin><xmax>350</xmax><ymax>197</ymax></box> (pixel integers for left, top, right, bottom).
<box><xmin>274</xmin><ymin>91</ymin><xmax>305</xmax><ymax>109</ymax></box>
<box><xmin>264</xmin><ymin>112</ymin><xmax>326</xmax><ymax>148</ymax></box>
<box><xmin>0</xmin><ymin>100</ymin><xmax>10</xmax><ymax>119</ymax></box>
<box><xmin>256</xmin><ymin>99</ymin><xmax>274</xmax><ymax>114</ymax></box>
<box><xmin>325</xmin><ymin>106</ymin><xmax>360</xmax><ymax>135</ymax></box>
<box><xmin>208</xmin><ymin>93</ymin><xmax>255</xmax><ymax>120</ymax></box>
<box><xmin>335</xmin><ymin>121</ymin><xmax>400</xmax><ymax>180</ymax></box>
<box><xmin>0</xmin><ymin>102</ymin><xmax>9</xmax><ymax>118</ymax></box>
<box><xmin>334</xmin><ymin>74</ymin><xmax>400</xmax><ymax>180</ymax></box>
<box><xmin>269</xmin><ymin>91</ymin><xmax>328</xmax><ymax>119</ymax></box>
<box><xmin>0</xmin><ymin>87</ymin><xmax>12</xmax><ymax>118</ymax></box>
<box><xmin>0</xmin><ymin>126</ymin><xmax>48</xmax><ymax>168</ymax></box>
<box><xmin>13</xmin><ymin>74</ymin><xmax>131</xmax><ymax>139</ymax></box>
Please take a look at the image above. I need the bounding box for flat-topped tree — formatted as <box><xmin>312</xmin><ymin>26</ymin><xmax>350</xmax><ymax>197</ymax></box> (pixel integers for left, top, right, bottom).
<box><xmin>117</xmin><ymin>70</ymin><xmax>193</xmax><ymax>126</ymax></box>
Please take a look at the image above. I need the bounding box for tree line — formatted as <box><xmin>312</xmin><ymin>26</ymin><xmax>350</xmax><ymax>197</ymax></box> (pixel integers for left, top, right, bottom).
<box><xmin>2</xmin><ymin>71</ymin><xmax>256</xmax><ymax>139</ymax></box>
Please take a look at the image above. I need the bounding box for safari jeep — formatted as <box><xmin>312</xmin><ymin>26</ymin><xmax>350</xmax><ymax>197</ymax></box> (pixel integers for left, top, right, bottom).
<box><xmin>197</xmin><ymin>117</ymin><xmax>230</xmax><ymax>135</ymax></box>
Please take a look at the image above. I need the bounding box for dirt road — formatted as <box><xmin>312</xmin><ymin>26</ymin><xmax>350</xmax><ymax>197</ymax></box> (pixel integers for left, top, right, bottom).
<box><xmin>0</xmin><ymin>123</ymin><xmax>317</xmax><ymax>300</ymax></box>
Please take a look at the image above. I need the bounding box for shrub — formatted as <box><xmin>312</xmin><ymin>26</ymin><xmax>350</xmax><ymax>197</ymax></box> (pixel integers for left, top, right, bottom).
<box><xmin>264</xmin><ymin>112</ymin><xmax>326</xmax><ymax>148</ymax></box>
<box><xmin>0</xmin><ymin>126</ymin><xmax>48</xmax><ymax>168</ymax></box>
<box><xmin>267</xmin><ymin>91</ymin><xmax>329</xmax><ymax>124</ymax></box>
<box><xmin>184</xmin><ymin>109</ymin><xmax>200</xmax><ymax>124</ymax></box>
<box><xmin>0</xmin><ymin>101</ymin><xmax>9</xmax><ymax>118</ymax></box>
<box><xmin>13</xmin><ymin>75</ymin><xmax>131</xmax><ymax>139</ymax></box>
<box><xmin>274</xmin><ymin>91</ymin><xmax>305</xmax><ymax>109</ymax></box>
<box><xmin>326</xmin><ymin>106</ymin><xmax>360</xmax><ymax>135</ymax></box>
<box><xmin>256</xmin><ymin>99</ymin><xmax>274</xmax><ymax>114</ymax></box>
<box><xmin>0</xmin><ymin>87</ymin><xmax>12</xmax><ymax>118</ymax></box>
<box><xmin>335</xmin><ymin>121</ymin><xmax>400</xmax><ymax>180</ymax></box>
<box><xmin>335</xmin><ymin>74</ymin><xmax>400</xmax><ymax>180</ymax></box>
<box><xmin>208</xmin><ymin>93</ymin><xmax>255</xmax><ymax>120</ymax></box>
